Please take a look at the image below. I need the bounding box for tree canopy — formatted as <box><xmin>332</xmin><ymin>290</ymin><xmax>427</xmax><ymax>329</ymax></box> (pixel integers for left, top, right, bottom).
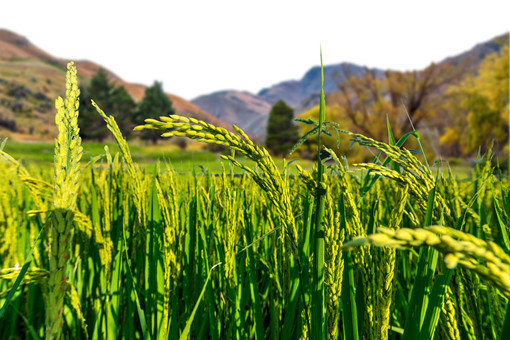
<box><xmin>440</xmin><ymin>43</ymin><xmax>509</xmax><ymax>156</ymax></box>
<box><xmin>78</xmin><ymin>69</ymin><xmax>136</xmax><ymax>140</ymax></box>
<box><xmin>328</xmin><ymin>63</ymin><xmax>465</xmax><ymax>142</ymax></box>
<box><xmin>133</xmin><ymin>81</ymin><xmax>175</xmax><ymax>143</ymax></box>
<box><xmin>265</xmin><ymin>100</ymin><xmax>299</xmax><ymax>156</ymax></box>
<box><xmin>78</xmin><ymin>69</ymin><xmax>112</xmax><ymax>141</ymax></box>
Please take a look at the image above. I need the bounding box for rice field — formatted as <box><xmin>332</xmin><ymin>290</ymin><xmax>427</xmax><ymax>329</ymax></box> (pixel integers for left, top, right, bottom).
<box><xmin>0</xmin><ymin>62</ymin><xmax>509</xmax><ymax>340</ymax></box>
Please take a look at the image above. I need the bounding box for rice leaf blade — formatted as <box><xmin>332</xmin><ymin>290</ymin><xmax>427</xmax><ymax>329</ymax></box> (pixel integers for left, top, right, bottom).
<box><xmin>418</xmin><ymin>269</ymin><xmax>454</xmax><ymax>339</ymax></box>
<box><xmin>403</xmin><ymin>184</ymin><xmax>439</xmax><ymax>340</ymax></box>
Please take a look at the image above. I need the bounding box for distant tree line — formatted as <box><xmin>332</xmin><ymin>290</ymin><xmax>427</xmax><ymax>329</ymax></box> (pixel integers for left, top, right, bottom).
<box><xmin>79</xmin><ymin>69</ymin><xmax>175</xmax><ymax>143</ymax></box>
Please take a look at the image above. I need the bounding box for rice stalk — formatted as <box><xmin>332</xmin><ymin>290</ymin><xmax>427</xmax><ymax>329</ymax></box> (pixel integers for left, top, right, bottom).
<box><xmin>375</xmin><ymin>185</ymin><xmax>408</xmax><ymax>340</ymax></box>
<box><xmin>343</xmin><ymin>226</ymin><xmax>510</xmax><ymax>298</ymax></box>
<box><xmin>439</xmin><ymin>287</ymin><xmax>461</xmax><ymax>340</ymax></box>
<box><xmin>0</xmin><ymin>267</ymin><xmax>49</xmax><ymax>284</ymax></box>
<box><xmin>46</xmin><ymin>62</ymin><xmax>83</xmax><ymax>340</ymax></box>
<box><xmin>93</xmin><ymin>101</ymin><xmax>144</xmax><ymax>224</ymax></box>
<box><xmin>135</xmin><ymin>116</ymin><xmax>299</xmax><ymax>252</ymax></box>
<box><xmin>323</xmin><ymin>147</ymin><xmax>375</xmax><ymax>338</ymax></box>
<box><xmin>324</xmin><ymin>182</ymin><xmax>345</xmax><ymax>339</ymax></box>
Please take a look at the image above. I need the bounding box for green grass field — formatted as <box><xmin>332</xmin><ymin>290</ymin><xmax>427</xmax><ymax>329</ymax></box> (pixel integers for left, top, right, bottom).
<box><xmin>2</xmin><ymin>139</ymin><xmax>313</xmax><ymax>174</ymax></box>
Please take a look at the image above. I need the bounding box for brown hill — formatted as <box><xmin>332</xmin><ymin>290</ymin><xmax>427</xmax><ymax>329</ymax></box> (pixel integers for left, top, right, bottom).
<box><xmin>0</xmin><ymin>28</ymin><xmax>227</xmax><ymax>140</ymax></box>
<box><xmin>192</xmin><ymin>90</ymin><xmax>271</xmax><ymax>141</ymax></box>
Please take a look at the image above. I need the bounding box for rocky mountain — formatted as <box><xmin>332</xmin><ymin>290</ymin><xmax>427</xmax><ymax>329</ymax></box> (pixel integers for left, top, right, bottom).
<box><xmin>441</xmin><ymin>33</ymin><xmax>508</xmax><ymax>71</ymax></box>
<box><xmin>0</xmin><ymin>29</ymin><xmax>227</xmax><ymax>140</ymax></box>
<box><xmin>192</xmin><ymin>34</ymin><xmax>507</xmax><ymax>142</ymax></box>
<box><xmin>191</xmin><ymin>90</ymin><xmax>270</xmax><ymax>139</ymax></box>
<box><xmin>193</xmin><ymin>63</ymin><xmax>383</xmax><ymax>141</ymax></box>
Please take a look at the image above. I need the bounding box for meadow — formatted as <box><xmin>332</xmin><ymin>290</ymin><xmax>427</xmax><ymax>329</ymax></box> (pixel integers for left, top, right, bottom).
<box><xmin>0</xmin><ymin>61</ymin><xmax>508</xmax><ymax>340</ymax></box>
<box><xmin>1</xmin><ymin>140</ymin><xmax>312</xmax><ymax>175</ymax></box>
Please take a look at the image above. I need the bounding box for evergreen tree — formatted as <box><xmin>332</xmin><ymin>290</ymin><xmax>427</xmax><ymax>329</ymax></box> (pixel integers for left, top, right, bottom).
<box><xmin>78</xmin><ymin>69</ymin><xmax>112</xmax><ymax>141</ymax></box>
<box><xmin>265</xmin><ymin>100</ymin><xmax>299</xmax><ymax>156</ymax></box>
<box><xmin>78</xmin><ymin>69</ymin><xmax>137</xmax><ymax>140</ymax></box>
<box><xmin>111</xmin><ymin>85</ymin><xmax>137</xmax><ymax>137</ymax></box>
<box><xmin>133</xmin><ymin>81</ymin><xmax>175</xmax><ymax>143</ymax></box>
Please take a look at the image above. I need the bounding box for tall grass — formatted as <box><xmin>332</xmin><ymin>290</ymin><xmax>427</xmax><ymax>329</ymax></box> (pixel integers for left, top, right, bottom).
<box><xmin>0</xmin><ymin>54</ymin><xmax>508</xmax><ymax>339</ymax></box>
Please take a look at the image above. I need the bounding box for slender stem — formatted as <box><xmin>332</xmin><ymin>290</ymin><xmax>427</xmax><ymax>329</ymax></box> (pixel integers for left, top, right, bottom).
<box><xmin>312</xmin><ymin>47</ymin><xmax>326</xmax><ymax>340</ymax></box>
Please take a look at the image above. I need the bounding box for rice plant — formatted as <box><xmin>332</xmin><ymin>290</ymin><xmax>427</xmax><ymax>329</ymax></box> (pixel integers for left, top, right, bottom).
<box><xmin>0</xmin><ymin>53</ymin><xmax>508</xmax><ymax>340</ymax></box>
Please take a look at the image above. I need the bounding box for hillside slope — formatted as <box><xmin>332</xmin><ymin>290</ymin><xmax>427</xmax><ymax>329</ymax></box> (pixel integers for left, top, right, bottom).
<box><xmin>0</xmin><ymin>29</ymin><xmax>227</xmax><ymax>140</ymax></box>
<box><xmin>192</xmin><ymin>91</ymin><xmax>270</xmax><ymax>140</ymax></box>
<box><xmin>192</xmin><ymin>63</ymin><xmax>384</xmax><ymax>140</ymax></box>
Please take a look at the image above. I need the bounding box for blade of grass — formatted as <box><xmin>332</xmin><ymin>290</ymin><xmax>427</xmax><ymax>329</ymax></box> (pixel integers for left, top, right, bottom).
<box><xmin>180</xmin><ymin>263</ymin><xmax>221</xmax><ymax>340</ymax></box>
<box><xmin>492</xmin><ymin>178</ymin><xmax>510</xmax><ymax>252</ymax></box>
<box><xmin>122</xmin><ymin>213</ymin><xmax>150</xmax><ymax>340</ymax></box>
<box><xmin>0</xmin><ymin>225</ymin><xmax>45</xmax><ymax>318</ymax></box>
<box><xmin>243</xmin><ymin>201</ymin><xmax>266</xmax><ymax>340</ymax></box>
<box><xmin>418</xmin><ymin>269</ymin><xmax>454</xmax><ymax>339</ymax></box>
<box><xmin>311</xmin><ymin>45</ymin><xmax>327</xmax><ymax>340</ymax></box>
<box><xmin>386</xmin><ymin>114</ymin><xmax>399</xmax><ymax>172</ymax></box>
<box><xmin>402</xmin><ymin>105</ymin><xmax>430</xmax><ymax>172</ymax></box>
<box><xmin>502</xmin><ymin>302</ymin><xmax>510</xmax><ymax>339</ymax></box>
<box><xmin>403</xmin><ymin>183</ymin><xmax>439</xmax><ymax>340</ymax></box>
<box><xmin>341</xmin><ymin>250</ymin><xmax>359</xmax><ymax>340</ymax></box>
<box><xmin>339</xmin><ymin>194</ymin><xmax>359</xmax><ymax>340</ymax></box>
<box><xmin>281</xmin><ymin>256</ymin><xmax>301</xmax><ymax>339</ymax></box>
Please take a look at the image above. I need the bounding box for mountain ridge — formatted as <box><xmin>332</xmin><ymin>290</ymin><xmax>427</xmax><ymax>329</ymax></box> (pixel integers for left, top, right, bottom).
<box><xmin>0</xmin><ymin>28</ymin><xmax>507</xmax><ymax>143</ymax></box>
<box><xmin>191</xmin><ymin>33</ymin><xmax>507</xmax><ymax>141</ymax></box>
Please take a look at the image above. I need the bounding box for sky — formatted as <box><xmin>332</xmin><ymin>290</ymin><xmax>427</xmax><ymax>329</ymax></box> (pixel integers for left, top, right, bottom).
<box><xmin>1</xmin><ymin>0</ymin><xmax>509</xmax><ymax>100</ymax></box>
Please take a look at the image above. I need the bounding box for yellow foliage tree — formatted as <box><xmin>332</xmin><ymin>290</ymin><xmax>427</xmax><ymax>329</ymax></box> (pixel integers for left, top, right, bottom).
<box><xmin>462</xmin><ymin>43</ymin><xmax>509</xmax><ymax>153</ymax></box>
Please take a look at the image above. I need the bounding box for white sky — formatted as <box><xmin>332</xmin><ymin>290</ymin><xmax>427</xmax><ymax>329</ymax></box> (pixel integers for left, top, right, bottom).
<box><xmin>1</xmin><ymin>0</ymin><xmax>509</xmax><ymax>100</ymax></box>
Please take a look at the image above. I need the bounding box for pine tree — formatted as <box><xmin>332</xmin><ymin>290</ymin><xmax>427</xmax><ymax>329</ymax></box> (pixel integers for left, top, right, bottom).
<box><xmin>265</xmin><ymin>100</ymin><xmax>299</xmax><ymax>156</ymax></box>
<box><xmin>133</xmin><ymin>81</ymin><xmax>175</xmax><ymax>143</ymax></box>
<box><xmin>78</xmin><ymin>69</ymin><xmax>112</xmax><ymax>141</ymax></box>
<box><xmin>79</xmin><ymin>69</ymin><xmax>137</xmax><ymax>140</ymax></box>
<box><xmin>111</xmin><ymin>85</ymin><xmax>137</xmax><ymax>137</ymax></box>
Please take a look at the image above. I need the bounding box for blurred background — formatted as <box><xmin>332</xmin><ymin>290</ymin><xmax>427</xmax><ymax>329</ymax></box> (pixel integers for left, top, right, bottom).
<box><xmin>0</xmin><ymin>0</ymin><xmax>508</xmax><ymax>169</ymax></box>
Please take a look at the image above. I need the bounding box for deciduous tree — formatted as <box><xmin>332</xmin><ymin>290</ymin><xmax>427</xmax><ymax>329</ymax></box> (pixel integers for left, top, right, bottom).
<box><xmin>464</xmin><ymin>44</ymin><xmax>509</xmax><ymax>153</ymax></box>
<box><xmin>329</xmin><ymin>62</ymin><xmax>465</xmax><ymax>140</ymax></box>
<box><xmin>439</xmin><ymin>43</ymin><xmax>509</xmax><ymax>156</ymax></box>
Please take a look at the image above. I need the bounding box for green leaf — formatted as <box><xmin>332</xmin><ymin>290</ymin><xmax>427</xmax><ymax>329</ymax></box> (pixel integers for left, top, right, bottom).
<box><xmin>492</xmin><ymin>178</ymin><xmax>510</xmax><ymax>253</ymax></box>
<box><xmin>0</xmin><ymin>260</ymin><xmax>31</xmax><ymax>318</ymax></box>
<box><xmin>319</xmin><ymin>48</ymin><xmax>325</xmax><ymax>124</ymax></box>
<box><xmin>403</xmin><ymin>184</ymin><xmax>439</xmax><ymax>340</ymax></box>
<box><xmin>295</xmin><ymin>118</ymin><xmax>318</xmax><ymax>126</ymax></box>
<box><xmin>386</xmin><ymin>114</ymin><xmax>399</xmax><ymax>172</ymax></box>
<box><xmin>122</xmin><ymin>214</ymin><xmax>150</xmax><ymax>340</ymax></box>
<box><xmin>312</xmin><ymin>46</ymin><xmax>326</xmax><ymax>340</ymax></box>
<box><xmin>502</xmin><ymin>302</ymin><xmax>510</xmax><ymax>339</ymax></box>
<box><xmin>341</xmin><ymin>251</ymin><xmax>359</xmax><ymax>340</ymax></box>
<box><xmin>418</xmin><ymin>269</ymin><xmax>454</xmax><ymax>339</ymax></box>
<box><xmin>0</xmin><ymin>225</ymin><xmax>45</xmax><ymax>318</ymax></box>
<box><xmin>0</xmin><ymin>137</ymin><xmax>7</xmax><ymax>151</ymax></box>
<box><xmin>289</xmin><ymin>125</ymin><xmax>319</xmax><ymax>156</ymax></box>
<box><xmin>180</xmin><ymin>263</ymin><xmax>221</xmax><ymax>340</ymax></box>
